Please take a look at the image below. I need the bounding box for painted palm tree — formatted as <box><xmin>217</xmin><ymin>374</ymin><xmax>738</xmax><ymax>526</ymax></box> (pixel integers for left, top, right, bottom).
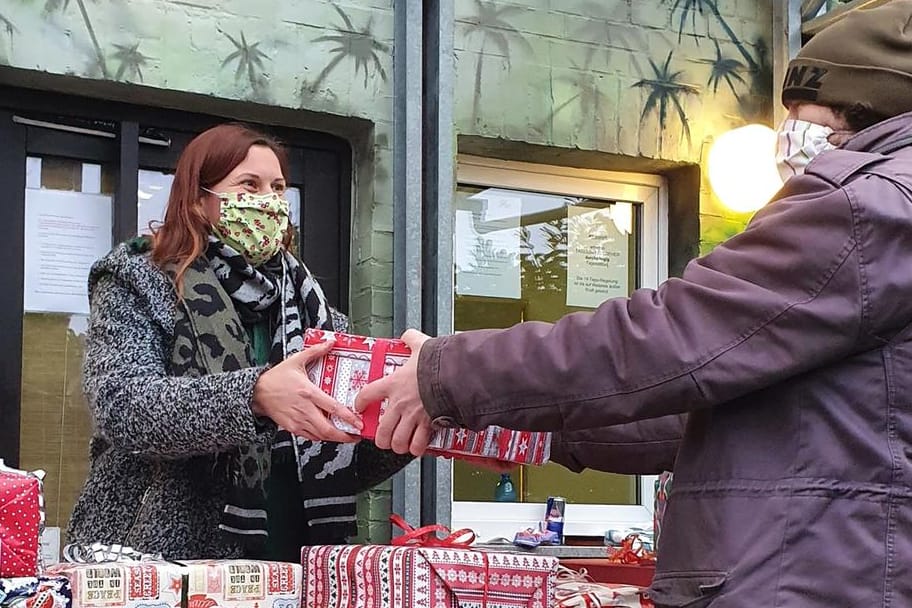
<box><xmin>633</xmin><ymin>51</ymin><xmax>699</xmax><ymax>151</ymax></box>
<box><xmin>546</xmin><ymin>61</ymin><xmax>613</xmax><ymax>148</ymax></box>
<box><xmin>739</xmin><ymin>36</ymin><xmax>773</xmax><ymax>123</ymax></box>
<box><xmin>462</xmin><ymin>0</ymin><xmax>533</xmax><ymax>126</ymax></box>
<box><xmin>0</xmin><ymin>13</ymin><xmax>15</xmax><ymax>64</ymax></box>
<box><xmin>41</xmin><ymin>0</ymin><xmax>108</xmax><ymax>78</ymax></box>
<box><xmin>696</xmin><ymin>39</ymin><xmax>745</xmax><ymax>97</ymax></box>
<box><xmin>304</xmin><ymin>3</ymin><xmax>389</xmax><ymax>98</ymax></box>
<box><xmin>112</xmin><ymin>42</ymin><xmax>150</xmax><ymax>82</ymax></box>
<box><xmin>0</xmin><ymin>13</ymin><xmax>14</xmax><ymax>36</ymax></box>
<box><xmin>663</xmin><ymin>0</ymin><xmax>759</xmax><ymax>73</ymax></box>
<box><xmin>574</xmin><ymin>1</ymin><xmax>646</xmax><ymax>77</ymax></box>
<box><xmin>221</xmin><ymin>30</ymin><xmax>270</xmax><ymax>96</ymax></box>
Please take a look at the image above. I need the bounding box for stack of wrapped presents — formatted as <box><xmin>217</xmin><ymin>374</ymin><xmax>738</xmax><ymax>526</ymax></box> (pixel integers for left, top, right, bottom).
<box><xmin>1</xmin><ymin>332</ymin><xmax>653</xmax><ymax>608</ymax></box>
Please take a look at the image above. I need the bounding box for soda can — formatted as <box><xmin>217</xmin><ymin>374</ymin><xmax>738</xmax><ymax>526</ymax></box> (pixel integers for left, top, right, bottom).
<box><xmin>545</xmin><ymin>496</ymin><xmax>566</xmax><ymax>544</ymax></box>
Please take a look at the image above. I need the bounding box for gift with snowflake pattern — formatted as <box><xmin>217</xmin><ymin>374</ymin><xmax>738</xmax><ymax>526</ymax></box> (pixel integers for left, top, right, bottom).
<box><xmin>303</xmin><ymin>329</ymin><xmax>552</xmax><ymax>465</ymax></box>
<box><xmin>301</xmin><ymin>543</ymin><xmax>559</xmax><ymax>608</ymax></box>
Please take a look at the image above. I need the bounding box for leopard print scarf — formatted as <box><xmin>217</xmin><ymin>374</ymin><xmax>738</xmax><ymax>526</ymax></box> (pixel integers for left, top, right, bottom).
<box><xmin>173</xmin><ymin>240</ymin><xmax>362</xmax><ymax>550</ymax></box>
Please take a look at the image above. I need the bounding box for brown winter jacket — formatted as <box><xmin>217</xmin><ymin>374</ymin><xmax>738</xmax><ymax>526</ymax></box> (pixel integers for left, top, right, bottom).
<box><xmin>418</xmin><ymin>112</ymin><xmax>912</xmax><ymax>607</ymax></box>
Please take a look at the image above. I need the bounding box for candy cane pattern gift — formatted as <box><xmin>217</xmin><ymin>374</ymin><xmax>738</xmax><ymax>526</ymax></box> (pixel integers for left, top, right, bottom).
<box><xmin>303</xmin><ymin>329</ymin><xmax>552</xmax><ymax>465</ymax></box>
<box><xmin>301</xmin><ymin>544</ymin><xmax>558</xmax><ymax>608</ymax></box>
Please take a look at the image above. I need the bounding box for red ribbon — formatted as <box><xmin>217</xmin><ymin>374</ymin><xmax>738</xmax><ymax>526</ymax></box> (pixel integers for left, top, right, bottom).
<box><xmin>359</xmin><ymin>339</ymin><xmax>390</xmax><ymax>439</ymax></box>
<box><xmin>606</xmin><ymin>533</ymin><xmax>656</xmax><ymax>565</ymax></box>
<box><xmin>389</xmin><ymin>515</ymin><xmax>490</xmax><ymax>608</ymax></box>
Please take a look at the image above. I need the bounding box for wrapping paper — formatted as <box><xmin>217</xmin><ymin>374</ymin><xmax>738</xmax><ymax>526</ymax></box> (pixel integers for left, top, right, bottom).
<box><xmin>301</xmin><ymin>543</ymin><xmax>559</xmax><ymax>608</ymax></box>
<box><xmin>0</xmin><ymin>576</ymin><xmax>71</xmax><ymax>608</ymax></box>
<box><xmin>46</xmin><ymin>559</ymin><xmax>301</xmax><ymax>608</ymax></box>
<box><xmin>653</xmin><ymin>472</ymin><xmax>673</xmax><ymax>552</ymax></box>
<box><xmin>304</xmin><ymin>329</ymin><xmax>551</xmax><ymax>465</ymax></box>
<box><xmin>0</xmin><ymin>461</ymin><xmax>45</xmax><ymax>578</ymax></box>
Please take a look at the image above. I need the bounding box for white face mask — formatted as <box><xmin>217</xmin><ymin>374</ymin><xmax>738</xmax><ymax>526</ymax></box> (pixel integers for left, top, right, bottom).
<box><xmin>775</xmin><ymin>119</ymin><xmax>836</xmax><ymax>183</ymax></box>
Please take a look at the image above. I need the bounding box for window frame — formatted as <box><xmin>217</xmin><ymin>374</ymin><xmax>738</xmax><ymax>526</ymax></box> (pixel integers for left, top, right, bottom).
<box><xmin>449</xmin><ymin>155</ymin><xmax>669</xmax><ymax>539</ymax></box>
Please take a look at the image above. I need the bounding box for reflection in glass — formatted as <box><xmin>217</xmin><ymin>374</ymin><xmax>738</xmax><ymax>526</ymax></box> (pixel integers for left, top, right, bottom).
<box><xmin>19</xmin><ymin>157</ymin><xmax>114</xmax><ymax>531</ymax></box>
<box><xmin>137</xmin><ymin>169</ymin><xmax>174</xmax><ymax>235</ymax></box>
<box><xmin>452</xmin><ymin>185</ymin><xmax>639</xmax><ymax>506</ymax></box>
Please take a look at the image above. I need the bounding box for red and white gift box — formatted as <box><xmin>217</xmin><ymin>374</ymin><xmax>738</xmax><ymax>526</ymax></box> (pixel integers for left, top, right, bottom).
<box><xmin>301</xmin><ymin>544</ymin><xmax>559</xmax><ymax>608</ymax></box>
<box><xmin>303</xmin><ymin>329</ymin><xmax>551</xmax><ymax>465</ymax></box>
<box><xmin>0</xmin><ymin>460</ymin><xmax>45</xmax><ymax>578</ymax></box>
<box><xmin>46</xmin><ymin>559</ymin><xmax>302</xmax><ymax>608</ymax></box>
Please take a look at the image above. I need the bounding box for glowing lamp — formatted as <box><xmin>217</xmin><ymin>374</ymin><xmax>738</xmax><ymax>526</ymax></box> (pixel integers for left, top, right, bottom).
<box><xmin>707</xmin><ymin>124</ymin><xmax>783</xmax><ymax>213</ymax></box>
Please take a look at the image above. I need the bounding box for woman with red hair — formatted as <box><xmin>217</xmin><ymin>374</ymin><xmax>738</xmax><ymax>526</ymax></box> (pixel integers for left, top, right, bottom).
<box><xmin>67</xmin><ymin>123</ymin><xmax>410</xmax><ymax>560</ymax></box>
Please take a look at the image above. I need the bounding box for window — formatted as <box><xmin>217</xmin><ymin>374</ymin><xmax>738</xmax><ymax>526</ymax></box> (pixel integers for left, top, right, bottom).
<box><xmin>0</xmin><ymin>87</ymin><xmax>353</xmax><ymax>539</ymax></box>
<box><xmin>449</xmin><ymin>156</ymin><xmax>668</xmax><ymax>540</ymax></box>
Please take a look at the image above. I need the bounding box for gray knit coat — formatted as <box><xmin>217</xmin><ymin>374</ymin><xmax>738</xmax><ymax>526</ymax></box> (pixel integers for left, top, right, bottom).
<box><xmin>67</xmin><ymin>243</ymin><xmax>407</xmax><ymax>559</ymax></box>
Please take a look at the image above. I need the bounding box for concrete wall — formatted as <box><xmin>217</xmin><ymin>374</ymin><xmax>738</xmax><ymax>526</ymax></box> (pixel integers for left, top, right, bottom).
<box><xmin>453</xmin><ymin>0</ymin><xmax>774</xmax><ymax>250</ymax></box>
<box><xmin>1</xmin><ymin>0</ymin><xmax>397</xmax><ymax>335</ymax></box>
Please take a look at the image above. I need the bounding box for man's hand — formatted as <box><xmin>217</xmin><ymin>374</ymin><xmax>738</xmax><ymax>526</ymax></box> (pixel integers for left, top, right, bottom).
<box><xmin>355</xmin><ymin>329</ymin><xmax>433</xmax><ymax>456</ymax></box>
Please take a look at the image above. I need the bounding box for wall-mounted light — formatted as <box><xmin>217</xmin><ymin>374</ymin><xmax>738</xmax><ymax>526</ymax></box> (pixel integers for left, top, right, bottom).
<box><xmin>707</xmin><ymin>124</ymin><xmax>783</xmax><ymax>214</ymax></box>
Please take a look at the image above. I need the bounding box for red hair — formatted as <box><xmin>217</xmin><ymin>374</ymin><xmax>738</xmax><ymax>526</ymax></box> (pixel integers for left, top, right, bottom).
<box><xmin>150</xmin><ymin>123</ymin><xmax>290</xmax><ymax>292</ymax></box>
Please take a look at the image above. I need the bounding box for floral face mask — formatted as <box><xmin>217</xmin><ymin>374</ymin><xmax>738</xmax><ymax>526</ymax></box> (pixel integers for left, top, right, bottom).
<box><xmin>205</xmin><ymin>188</ymin><xmax>290</xmax><ymax>266</ymax></box>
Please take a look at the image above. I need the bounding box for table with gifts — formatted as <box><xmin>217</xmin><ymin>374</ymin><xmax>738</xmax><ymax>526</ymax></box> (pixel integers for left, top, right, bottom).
<box><xmin>1</xmin><ymin>330</ymin><xmax>655</xmax><ymax>608</ymax></box>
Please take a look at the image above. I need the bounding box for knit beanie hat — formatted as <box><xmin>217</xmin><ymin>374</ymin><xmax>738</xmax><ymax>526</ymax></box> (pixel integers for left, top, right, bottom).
<box><xmin>782</xmin><ymin>0</ymin><xmax>912</xmax><ymax>118</ymax></box>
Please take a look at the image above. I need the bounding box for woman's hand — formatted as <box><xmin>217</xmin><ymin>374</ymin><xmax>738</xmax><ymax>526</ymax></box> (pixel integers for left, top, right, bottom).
<box><xmin>251</xmin><ymin>340</ymin><xmax>362</xmax><ymax>443</ymax></box>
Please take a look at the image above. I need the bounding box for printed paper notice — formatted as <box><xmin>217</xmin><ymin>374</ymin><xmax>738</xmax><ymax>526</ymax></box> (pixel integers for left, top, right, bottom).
<box><xmin>24</xmin><ymin>189</ymin><xmax>112</xmax><ymax>315</ymax></box>
<box><xmin>455</xmin><ymin>192</ymin><xmax>521</xmax><ymax>299</ymax></box>
<box><xmin>566</xmin><ymin>205</ymin><xmax>629</xmax><ymax>308</ymax></box>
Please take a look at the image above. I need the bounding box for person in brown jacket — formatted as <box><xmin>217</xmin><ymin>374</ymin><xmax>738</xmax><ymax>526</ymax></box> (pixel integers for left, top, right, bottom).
<box><xmin>355</xmin><ymin>3</ymin><xmax>912</xmax><ymax>606</ymax></box>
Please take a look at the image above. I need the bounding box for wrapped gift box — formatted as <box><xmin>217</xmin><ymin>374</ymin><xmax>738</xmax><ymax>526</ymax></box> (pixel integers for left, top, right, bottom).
<box><xmin>301</xmin><ymin>544</ymin><xmax>559</xmax><ymax>608</ymax></box>
<box><xmin>653</xmin><ymin>472</ymin><xmax>673</xmax><ymax>552</ymax></box>
<box><xmin>0</xmin><ymin>461</ymin><xmax>45</xmax><ymax>578</ymax></box>
<box><xmin>46</xmin><ymin>559</ymin><xmax>301</xmax><ymax>608</ymax></box>
<box><xmin>303</xmin><ymin>329</ymin><xmax>551</xmax><ymax>465</ymax></box>
<box><xmin>0</xmin><ymin>575</ymin><xmax>71</xmax><ymax>608</ymax></box>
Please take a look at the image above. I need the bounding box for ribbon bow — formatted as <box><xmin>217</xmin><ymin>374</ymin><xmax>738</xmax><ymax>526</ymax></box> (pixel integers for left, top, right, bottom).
<box><xmin>554</xmin><ymin>565</ymin><xmax>650</xmax><ymax>608</ymax></box>
<box><xmin>389</xmin><ymin>514</ymin><xmax>477</xmax><ymax>548</ymax></box>
<box><xmin>62</xmin><ymin>542</ymin><xmax>163</xmax><ymax>564</ymax></box>
<box><xmin>389</xmin><ymin>515</ymin><xmax>489</xmax><ymax>607</ymax></box>
<box><xmin>606</xmin><ymin>534</ymin><xmax>656</xmax><ymax>565</ymax></box>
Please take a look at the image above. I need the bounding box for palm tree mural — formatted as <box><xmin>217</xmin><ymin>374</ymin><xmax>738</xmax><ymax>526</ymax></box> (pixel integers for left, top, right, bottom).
<box><xmin>739</xmin><ymin>36</ymin><xmax>773</xmax><ymax>123</ymax></box>
<box><xmin>300</xmin><ymin>3</ymin><xmax>388</xmax><ymax>101</ymax></box>
<box><xmin>0</xmin><ymin>14</ymin><xmax>14</xmax><ymax>37</ymax></box>
<box><xmin>41</xmin><ymin>0</ymin><xmax>108</xmax><ymax>78</ymax></box>
<box><xmin>663</xmin><ymin>0</ymin><xmax>760</xmax><ymax>74</ymax></box>
<box><xmin>111</xmin><ymin>42</ymin><xmax>150</xmax><ymax>83</ymax></box>
<box><xmin>220</xmin><ymin>30</ymin><xmax>270</xmax><ymax>99</ymax></box>
<box><xmin>0</xmin><ymin>13</ymin><xmax>15</xmax><ymax>64</ymax></box>
<box><xmin>461</xmin><ymin>0</ymin><xmax>533</xmax><ymax>126</ymax></box>
<box><xmin>573</xmin><ymin>1</ymin><xmax>646</xmax><ymax>77</ymax></box>
<box><xmin>546</xmin><ymin>60</ymin><xmax>613</xmax><ymax>148</ymax></box>
<box><xmin>696</xmin><ymin>39</ymin><xmax>745</xmax><ymax>98</ymax></box>
<box><xmin>662</xmin><ymin>0</ymin><xmax>760</xmax><ymax>72</ymax></box>
<box><xmin>633</xmin><ymin>51</ymin><xmax>699</xmax><ymax>153</ymax></box>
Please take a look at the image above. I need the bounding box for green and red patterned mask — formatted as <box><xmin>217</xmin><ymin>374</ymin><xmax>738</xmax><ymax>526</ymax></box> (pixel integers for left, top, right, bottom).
<box><xmin>205</xmin><ymin>189</ymin><xmax>290</xmax><ymax>266</ymax></box>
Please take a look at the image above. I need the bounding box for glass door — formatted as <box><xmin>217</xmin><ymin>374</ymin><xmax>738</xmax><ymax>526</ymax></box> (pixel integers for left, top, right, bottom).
<box><xmin>19</xmin><ymin>143</ymin><xmax>117</xmax><ymax>538</ymax></box>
